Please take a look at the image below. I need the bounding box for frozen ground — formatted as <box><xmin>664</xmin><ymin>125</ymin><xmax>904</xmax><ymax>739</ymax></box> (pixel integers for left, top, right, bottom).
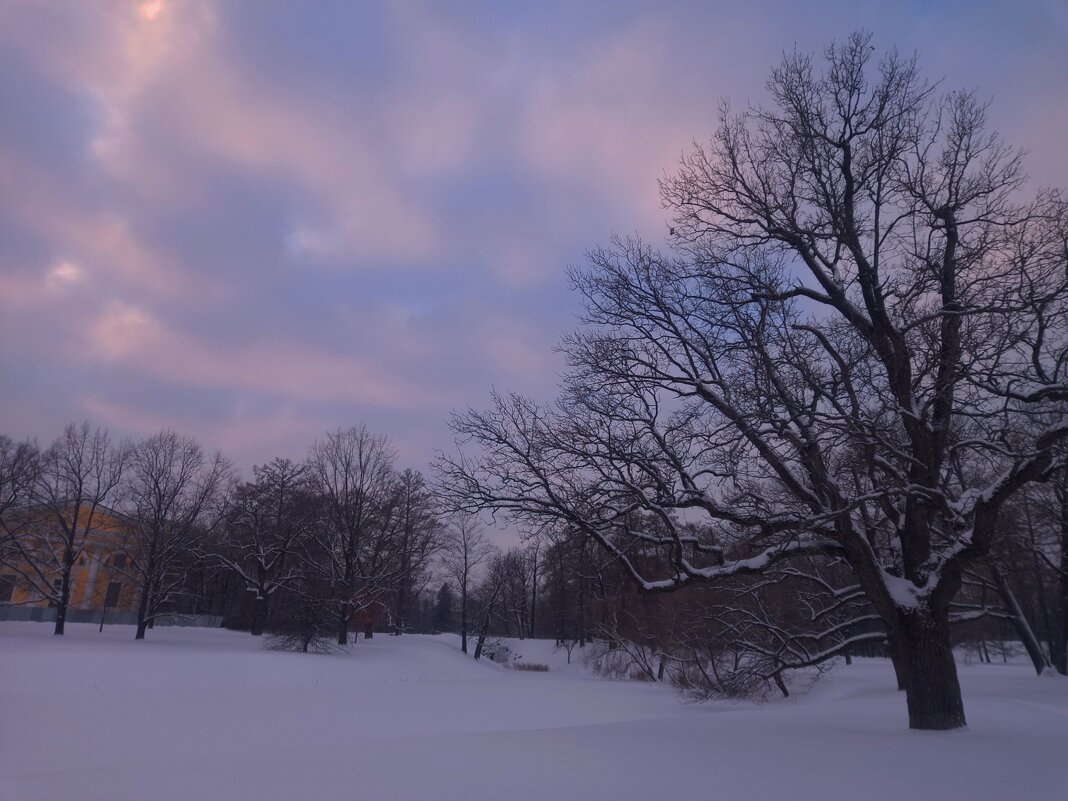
<box><xmin>1</xmin><ymin>623</ymin><xmax>1066</xmax><ymax>801</ymax></box>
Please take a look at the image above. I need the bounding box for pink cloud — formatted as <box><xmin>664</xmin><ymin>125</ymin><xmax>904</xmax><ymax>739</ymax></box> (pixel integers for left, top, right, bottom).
<box><xmin>83</xmin><ymin>302</ymin><xmax>440</xmax><ymax>410</ymax></box>
<box><xmin>0</xmin><ymin>153</ymin><xmax>196</xmax><ymax>300</ymax></box>
<box><xmin>515</xmin><ymin>18</ymin><xmax>714</xmax><ymax>234</ymax></box>
<box><xmin>84</xmin><ymin>2</ymin><xmax>449</xmax><ymax>264</ymax></box>
<box><xmin>79</xmin><ymin>394</ymin><xmax>331</xmax><ymax>470</ymax></box>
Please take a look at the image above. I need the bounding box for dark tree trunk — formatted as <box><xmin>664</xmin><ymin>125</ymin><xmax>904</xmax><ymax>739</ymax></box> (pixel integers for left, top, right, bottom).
<box><xmin>250</xmin><ymin>593</ymin><xmax>267</xmax><ymax>637</ymax></box>
<box><xmin>1021</xmin><ymin>491</ymin><xmax>1057</xmax><ymax>666</ymax></box>
<box><xmin>885</xmin><ymin>627</ymin><xmax>909</xmax><ymax>692</ymax></box>
<box><xmin>897</xmin><ymin>607</ymin><xmax>966</xmax><ymax>730</ymax></box>
<box><xmin>474</xmin><ymin>609</ymin><xmax>493</xmax><ymax>661</ymax></box>
<box><xmin>53</xmin><ymin>535</ymin><xmax>76</xmax><ymax>636</ymax></box>
<box><xmin>395</xmin><ymin>582</ymin><xmax>409</xmax><ymax>635</ymax></box>
<box><xmin>460</xmin><ymin>595</ymin><xmax>468</xmax><ymax>654</ymax></box>
<box><xmin>474</xmin><ymin>586</ymin><xmax>502</xmax><ymax>661</ymax></box>
<box><xmin>990</xmin><ymin>563</ymin><xmax>1049</xmax><ymax>674</ymax></box>
<box><xmin>773</xmin><ymin>671</ymin><xmax>789</xmax><ymax>697</ymax></box>
<box><xmin>135</xmin><ymin>582</ymin><xmax>151</xmax><ymax>640</ymax></box>
<box><xmin>53</xmin><ymin>575</ymin><xmax>69</xmax><ymax>636</ymax></box>
<box><xmin>577</xmin><ymin>573</ymin><xmax>587</xmax><ymax>647</ymax></box>
<box><xmin>1055</xmin><ymin>477</ymin><xmax>1068</xmax><ymax>675</ymax></box>
<box><xmin>529</xmin><ymin>553</ymin><xmax>538</xmax><ymax>639</ymax></box>
<box><xmin>337</xmin><ymin>605</ymin><xmax>349</xmax><ymax>646</ymax></box>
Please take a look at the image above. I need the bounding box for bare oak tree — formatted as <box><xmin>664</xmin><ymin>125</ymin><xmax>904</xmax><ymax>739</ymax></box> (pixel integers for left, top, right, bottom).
<box><xmin>438</xmin><ymin>33</ymin><xmax>1068</xmax><ymax>729</ymax></box>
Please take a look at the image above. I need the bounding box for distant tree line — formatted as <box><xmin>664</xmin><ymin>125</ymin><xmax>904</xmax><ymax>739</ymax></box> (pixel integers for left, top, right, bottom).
<box><xmin>5</xmin><ymin>419</ymin><xmax>1058</xmax><ymax>675</ymax></box>
<box><xmin>0</xmin><ymin>423</ymin><xmax>449</xmax><ymax>648</ymax></box>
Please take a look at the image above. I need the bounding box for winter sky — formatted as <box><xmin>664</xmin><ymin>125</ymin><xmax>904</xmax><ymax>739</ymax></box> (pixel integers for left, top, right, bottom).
<box><xmin>2</xmin><ymin>1</ymin><xmax>1066</xmax><ymax>474</ymax></box>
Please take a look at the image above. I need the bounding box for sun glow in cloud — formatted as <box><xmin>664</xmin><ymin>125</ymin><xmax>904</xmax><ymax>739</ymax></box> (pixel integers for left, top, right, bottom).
<box><xmin>139</xmin><ymin>0</ymin><xmax>165</xmax><ymax>22</ymax></box>
<box><xmin>46</xmin><ymin>261</ymin><xmax>83</xmax><ymax>289</ymax></box>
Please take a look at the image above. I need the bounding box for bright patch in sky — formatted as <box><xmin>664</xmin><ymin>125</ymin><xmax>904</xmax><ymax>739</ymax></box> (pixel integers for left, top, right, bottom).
<box><xmin>139</xmin><ymin>0</ymin><xmax>165</xmax><ymax>22</ymax></box>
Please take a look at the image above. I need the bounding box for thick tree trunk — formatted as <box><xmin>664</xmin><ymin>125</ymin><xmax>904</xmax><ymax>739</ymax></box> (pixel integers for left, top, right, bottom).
<box><xmin>250</xmin><ymin>594</ymin><xmax>267</xmax><ymax>637</ymax></box>
<box><xmin>897</xmin><ymin>607</ymin><xmax>966</xmax><ymax>730</ymax></box>
<box><xmin>885</xmin><ymin>627</ymin><xmax>909</xmax><ymax>691</ymax></box>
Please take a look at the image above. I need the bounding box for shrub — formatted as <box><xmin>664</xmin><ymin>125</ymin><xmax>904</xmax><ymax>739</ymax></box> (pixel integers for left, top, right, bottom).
<box><xmin>512</xmin><ymin>662</ymin><xmax>549</xmax><ymax>672</ymax></box>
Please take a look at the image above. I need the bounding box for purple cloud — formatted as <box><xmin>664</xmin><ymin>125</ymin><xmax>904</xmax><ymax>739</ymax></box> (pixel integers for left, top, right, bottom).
<box><xmin>1</xmin><ymin>0</ymin><xmax>1066</xmax><ymax>474</ymax></box>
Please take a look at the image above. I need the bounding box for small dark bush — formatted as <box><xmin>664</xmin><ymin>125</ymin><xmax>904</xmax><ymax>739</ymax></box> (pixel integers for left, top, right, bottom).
<box><xmin>265</xmin><ymin>589</ymin><xmax>337</xmax><ymax>654</ymax></box>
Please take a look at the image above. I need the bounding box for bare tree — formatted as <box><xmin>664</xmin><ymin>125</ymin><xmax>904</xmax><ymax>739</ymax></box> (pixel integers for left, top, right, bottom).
<box><xmin>211</xmin><ymin>458</ymin><xmax>311</xmax><ymax>636</ymax></box>
<box><xmin>307</xmin><ymin>425</ymin><xmax>398</xmax><ymax>645</ymax></box>
<box><xmin>386</xmin><ymin>469</ymin><xmax>442</xmax><ymax>635</ymax></box>
<box><xmin>438</xmin><ymin>33</ymin><xmax>1068</xmax><ymax>729</ymax></box>
<box><xmin>265</xmin><ymin>571</ymin><xmax>337</xmax><ymax>654</ymax></box>
<box><xmin>472</xmin><ymin>551</ymin><xmax>510</xmax><ymax>661</ymax></box>
<box><xmin>526</xmin><ymin>535</ymin><xmax>542</xmax><ymax>638</ymax></box>
<box><xmin>3</xmin><ymin>423</ymin><xmax>127</xmax><ymax>634</ymax></box>
<box><xmin>0</xmin><ymin>435</ymin><xmax>39</xmax><ymax>581</ymax></box>
<box><xmin>989</xmin><ymin>463</ymin><xmax>1068</xmax><ymax>674</ymax></box>
<box><xmin>122</xmin><ymin>430</ymin><xmax>231</xmax><ymax>640</ymax></box>
<box><xmin>440</xmin><ymin>512</ymin><xmax>495</xmax><ymax>653</ymax></box>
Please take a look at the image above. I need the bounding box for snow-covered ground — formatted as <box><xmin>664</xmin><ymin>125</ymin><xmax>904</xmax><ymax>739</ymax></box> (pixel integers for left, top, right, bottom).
<box><xmin>1</xmin><ymin>623</ymin><xmax>1065</xmax><ymax>801</ymax></box>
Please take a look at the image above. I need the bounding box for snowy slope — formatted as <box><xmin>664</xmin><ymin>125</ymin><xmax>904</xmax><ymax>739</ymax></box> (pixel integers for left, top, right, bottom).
<box><xmin>1</xmin><ymin>623</ymin><xmax>1066</xmax><ymax>801</ymax></box>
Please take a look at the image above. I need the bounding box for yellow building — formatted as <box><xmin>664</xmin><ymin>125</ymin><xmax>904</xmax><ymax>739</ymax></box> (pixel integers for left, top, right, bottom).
<box><xmin>0</xmin><ymin>505</ymin><xmax>139</xmax><ymax>624</ymax></box>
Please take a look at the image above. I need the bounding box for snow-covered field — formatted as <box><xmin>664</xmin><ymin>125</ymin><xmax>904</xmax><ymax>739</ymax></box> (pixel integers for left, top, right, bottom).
<box><xmin>1</xmin><ymin>623</ymin><xmax>1065</xmax><ymax>801</ymax></box>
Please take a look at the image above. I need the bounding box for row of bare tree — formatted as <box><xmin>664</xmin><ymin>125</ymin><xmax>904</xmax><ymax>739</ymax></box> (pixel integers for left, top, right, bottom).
<box><xmin>0</xmin><ymin>424</ymin><xmax>452</xmax><ymax>646</ymax></box>
<box><xmin>0</xmin><ymin>424</ymin><xmax>228</xmax><ymax>638</ymax></box>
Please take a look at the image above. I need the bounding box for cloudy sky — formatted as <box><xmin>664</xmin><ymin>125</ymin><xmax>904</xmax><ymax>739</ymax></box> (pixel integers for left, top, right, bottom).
<box><xmin>2</xmin><ymin>0</ymin><xmax>1066</xmax><ymax>475</ymax></box>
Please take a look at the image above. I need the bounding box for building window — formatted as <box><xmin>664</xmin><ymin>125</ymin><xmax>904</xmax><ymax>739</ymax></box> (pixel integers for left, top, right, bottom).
<box><xmin>104</xmin><ymin>582</ymin><xmax>122</xmax><ymax>608</ymax></box>
<box><xmin>0</xmin><ymin>575</ymin><xmax>15</xmax><ymax>603</ymax></box>
<box><xmin>111</xmin><ymin>554</ymin><xmax>127</xmax><ymax>570</ymax></box>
